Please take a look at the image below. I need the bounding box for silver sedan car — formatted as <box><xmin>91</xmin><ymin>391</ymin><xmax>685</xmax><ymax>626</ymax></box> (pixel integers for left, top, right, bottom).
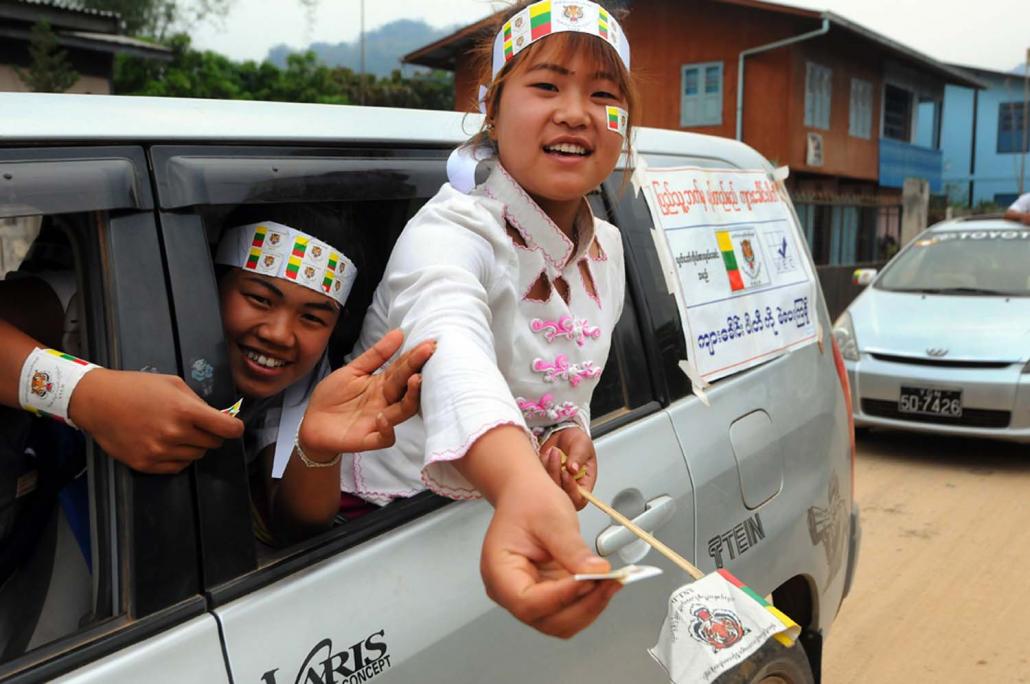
<box><xmin>833</xmin><ymin>217</ymin><xmax>1030</xmax><ymax>442</ymax></box>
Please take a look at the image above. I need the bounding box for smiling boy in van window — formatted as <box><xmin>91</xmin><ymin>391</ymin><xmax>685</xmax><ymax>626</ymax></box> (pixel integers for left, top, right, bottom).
<box><xmin>0</xmin><ymin>204</ymin><xmax>433</xmax><ymax>541</ymax></box>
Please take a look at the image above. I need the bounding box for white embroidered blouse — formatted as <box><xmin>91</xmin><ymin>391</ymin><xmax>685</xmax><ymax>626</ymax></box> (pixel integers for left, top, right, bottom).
<box><xmin>340</xmin><ymin>163</ymin><xmax>625</xmax><ymax>504</ymax></box>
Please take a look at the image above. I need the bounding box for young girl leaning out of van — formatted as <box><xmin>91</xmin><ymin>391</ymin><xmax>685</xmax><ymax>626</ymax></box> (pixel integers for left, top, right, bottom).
<box><xmin>337</xmin><ymin>0</ymin><xmax>638</xmax><ymax>638</ymax></box>
<box><xmin>0</xmin><ymin>204</ymin><xmax>433</xmax><ymax>542</ymax></box>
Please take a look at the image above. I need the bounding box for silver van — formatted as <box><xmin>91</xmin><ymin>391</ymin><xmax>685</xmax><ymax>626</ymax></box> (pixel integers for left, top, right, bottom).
<box><xmin>0</xmin><ymin>93</ymin><xmax>858</xmax><ymax>684</ymax></box>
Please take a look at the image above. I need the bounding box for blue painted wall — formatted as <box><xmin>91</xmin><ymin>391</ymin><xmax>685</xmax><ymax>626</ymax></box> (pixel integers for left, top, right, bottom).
<box><xmin>933</xmin><ymin>67</ymin><xmax>1030</xmax><ymax>206</ymax></box>
<box><xmin>879</xmin><ymin>138</ymin><xmax>943</xmax><ymax>193</ymax></box>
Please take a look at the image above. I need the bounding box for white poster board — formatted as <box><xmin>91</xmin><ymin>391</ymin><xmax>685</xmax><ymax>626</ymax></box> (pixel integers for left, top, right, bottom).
<box><xmin>640</xmin><ymin>166</ymin><xmax>818</xmax><ymax>385</ymax></box>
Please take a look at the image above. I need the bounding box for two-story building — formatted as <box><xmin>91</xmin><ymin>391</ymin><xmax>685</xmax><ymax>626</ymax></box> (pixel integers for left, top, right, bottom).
<box><xmin>405</xmin><ymin>0</ymin><xmax>983</xmax><ymax>272</ymax></box>
<box><xmin>934</xmin><ymin>64</ymin><xmax>1029</xmax><ymax>208</ymax></box>
<box><xmin>0</xmin><ymin>0</ymin><xmax>170</xmax><ymax>94</ymax></box>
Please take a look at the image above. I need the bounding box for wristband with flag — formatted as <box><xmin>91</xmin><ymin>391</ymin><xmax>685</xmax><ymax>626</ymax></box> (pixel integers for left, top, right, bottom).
<box><xmin>18</xmin><ymin>347</ymin><xmax>100</xmax><ymax>429</ymax></box>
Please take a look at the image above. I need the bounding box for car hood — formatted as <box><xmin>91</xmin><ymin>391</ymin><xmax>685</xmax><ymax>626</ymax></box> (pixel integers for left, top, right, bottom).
<box><xmin>849</xmin><ymin>289</ymin><xmax>1030</xmax><ymax>363</ymax></box>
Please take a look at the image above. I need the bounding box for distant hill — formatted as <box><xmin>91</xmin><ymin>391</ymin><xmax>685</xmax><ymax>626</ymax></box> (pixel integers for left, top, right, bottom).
<box><xmin>266</xmin><ymin>19</ymin><xmax>458</xmax><ymax>76</ymax></box>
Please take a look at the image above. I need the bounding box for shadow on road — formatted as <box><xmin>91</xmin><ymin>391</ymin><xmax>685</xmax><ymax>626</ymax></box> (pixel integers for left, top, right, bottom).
<box><xmin>857</xmin><ymin>428</ymin><xmax>1029</xmax><ymax>474</ymax></box>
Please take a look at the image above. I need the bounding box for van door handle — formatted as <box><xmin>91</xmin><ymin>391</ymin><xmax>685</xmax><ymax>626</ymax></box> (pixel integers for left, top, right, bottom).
<box><xmin>595</xmin><ymin>495</ymin><xmax>676</xmax><ymax>557</ymax></box>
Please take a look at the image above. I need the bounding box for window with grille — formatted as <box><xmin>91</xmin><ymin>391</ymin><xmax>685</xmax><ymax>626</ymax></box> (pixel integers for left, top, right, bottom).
<box><xmin>883</xmin><ymin>84</ymin><xmax>912</xmax><ymax>141</ymax></box>
<box><xmin>997</xmin><ymin>102</ymin><xmax>1029</xmax><ymax>154</ymax></box>
<box><xmin>681</xmin><ymin>62</ymin><xmax>723</xmax><ymax>127</ymax></box>
<box><xmin>804</xmin><ymin>62</ymin><xmax>832</xmax><ymax>130</ymax></box>
<box><xmin>849</xmin><ymin>78</ymin><xmax>873</xmax><ymax>139</ymax></box>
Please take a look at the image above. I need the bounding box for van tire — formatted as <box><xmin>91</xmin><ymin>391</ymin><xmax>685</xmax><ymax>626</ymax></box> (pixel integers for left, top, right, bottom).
<box><xmin>716</xmin><ymin>639</ymin><xmax>815</xmax><ymax>684</ymax></box>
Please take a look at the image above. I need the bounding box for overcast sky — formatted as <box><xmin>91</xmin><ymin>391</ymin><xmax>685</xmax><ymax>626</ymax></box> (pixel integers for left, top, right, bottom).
<box><xmin>190</xmin><ymin>0</ymin><xmax>1028</xmax><ymax>74</ymax></box>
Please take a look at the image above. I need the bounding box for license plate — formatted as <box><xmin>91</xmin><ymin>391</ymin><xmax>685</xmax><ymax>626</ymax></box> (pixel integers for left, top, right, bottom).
<box><xmin>898</xmin><ymin>386</ymin><xmax>962</xmax><ymax>417</ymax></box>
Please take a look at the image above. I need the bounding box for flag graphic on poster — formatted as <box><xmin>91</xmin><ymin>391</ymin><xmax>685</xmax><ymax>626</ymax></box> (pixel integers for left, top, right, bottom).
<box><xmin>715</xmin><ymin>229</ymin><xmax>770</xmax><ymax>292</ymax></box>
<box><xmin>716</xmin><ymin>230</ymin><xmax>744</xmax><ymax>291</ymax></box>
<box><xmin>649</xmin><ymin>571</ymin><xmax>801</xmax><ymax>684</ymax></box>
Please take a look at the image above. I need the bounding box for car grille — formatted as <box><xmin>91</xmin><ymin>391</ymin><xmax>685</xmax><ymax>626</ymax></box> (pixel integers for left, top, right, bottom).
<box><xmin>869</xmin><ymin>353</ymin><xmax>1012</xmax><ymax>369</ymax></box>
<box><xmin>861</xmin><ymin>399</ymin><xmax>1011</xmax><ymax>428</ymax></box>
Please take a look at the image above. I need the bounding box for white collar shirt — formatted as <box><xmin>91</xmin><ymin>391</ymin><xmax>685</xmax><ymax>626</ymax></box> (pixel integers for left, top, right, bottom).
<box><xmin>341</xmin><ymin>163</ymin><xmax>625</xmax><ymax>504</ymax></box>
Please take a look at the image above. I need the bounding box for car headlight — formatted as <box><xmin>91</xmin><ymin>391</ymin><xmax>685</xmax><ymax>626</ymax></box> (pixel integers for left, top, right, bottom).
<box><xmin>832</xmin><ymin>311</ymin><xmax>860</xmax><ymax>362</ymax></box>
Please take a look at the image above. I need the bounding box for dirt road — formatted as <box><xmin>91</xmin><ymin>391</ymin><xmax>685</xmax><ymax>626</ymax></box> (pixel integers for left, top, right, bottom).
<box><xmin>822</xmin><ymin>430</ymin><xmax>1030</xmax><ymax>683</ymax></box>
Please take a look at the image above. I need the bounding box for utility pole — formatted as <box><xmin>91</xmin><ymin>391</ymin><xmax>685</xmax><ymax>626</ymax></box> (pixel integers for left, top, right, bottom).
<box><xmin>359</xmin><ymin>0</ymin><xmax>366</xmax><ymax>106</ymax></box>
<box><xmin>1020</xmin><ymin>47</ymin><xmax>1029</xmax><ymax>194</ymax></box>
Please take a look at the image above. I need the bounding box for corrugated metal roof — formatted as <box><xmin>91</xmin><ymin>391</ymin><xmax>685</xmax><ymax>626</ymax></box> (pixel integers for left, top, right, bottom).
<box><xmin>404</xmin><ymin>0</ymin><xmax>985</xmax><ymax>88</ymax></box>
<box><xmin>7</xmin><ymin>0</ymin><xmax>118</xmax><ymax>20</ymax></box>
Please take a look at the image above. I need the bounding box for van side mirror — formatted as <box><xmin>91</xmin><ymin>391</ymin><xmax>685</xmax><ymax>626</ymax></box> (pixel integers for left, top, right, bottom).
<box><xmin>852</xmin><ymin>268</ymin><xmax>877</xmax><ymax>286</ymax></box>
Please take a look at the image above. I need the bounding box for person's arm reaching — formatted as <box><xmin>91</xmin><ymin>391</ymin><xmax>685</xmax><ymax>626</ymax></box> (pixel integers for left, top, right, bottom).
<box><xmin>273</xmin><ymin>329</ymin><xmax>434</xmax><ymax>537</ymax></box>
<box><xmin>2</xmin><ymin>316</ymin><xmax>242</xmax><ymax>474</ymax></box>
<box><xmin>454</xmin><ymin>425</ymin><xmax>621</xmax><ymax>639</ymax></box>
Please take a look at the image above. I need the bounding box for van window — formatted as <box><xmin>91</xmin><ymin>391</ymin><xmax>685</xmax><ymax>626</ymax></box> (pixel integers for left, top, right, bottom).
<box><xmin>1</xmin><ymin>147</ymin><xmax>202</xmax><ymax>680</ymax></box>
<box><xmin>150</xmin><ymin>146</ymin><xmax>462</xmax><ymax>571</ymax></box>
<box><xmin>0</xmin><ymin>212</ymin><xmax>114</xmax><ymax>668</ymax></box>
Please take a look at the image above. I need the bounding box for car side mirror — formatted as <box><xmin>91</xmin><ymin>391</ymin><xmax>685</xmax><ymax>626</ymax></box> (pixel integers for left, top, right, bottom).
<box><xmin>852</xmin><ymin>268</ymin><xmax>877</xmax><ymax>286</ymax></box>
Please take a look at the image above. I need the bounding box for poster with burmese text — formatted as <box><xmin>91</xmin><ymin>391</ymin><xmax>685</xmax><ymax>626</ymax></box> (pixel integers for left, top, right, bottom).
<box><xmin>640</xmin><ymin>166</ymin><xmax>818</xmax><ymax>383</ymax></box>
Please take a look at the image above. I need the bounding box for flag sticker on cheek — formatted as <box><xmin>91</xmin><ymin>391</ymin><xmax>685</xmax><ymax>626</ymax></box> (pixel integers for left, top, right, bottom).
<box><xmin>606</xmin><ymin>105</ymin><xmax>628</xmax><ymax>137</ymax></box>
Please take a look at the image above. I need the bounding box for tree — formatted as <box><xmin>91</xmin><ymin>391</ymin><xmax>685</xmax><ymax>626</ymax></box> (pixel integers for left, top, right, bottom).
<box><xmin>114</xmin><ymin>34</ymin><xmax>454</xmax><ymax>110</ymax></box>
<box><xmin>16</xmin><ymin>21</ymin><xmax>79</xmax><ymax>93</ymax></box>
<box><xmin>81</xmin><ymin>0</ymin><xmax>317</xmax><ymax>41</ymax></box>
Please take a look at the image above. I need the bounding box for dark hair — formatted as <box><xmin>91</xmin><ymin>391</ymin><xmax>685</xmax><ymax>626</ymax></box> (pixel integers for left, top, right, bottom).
<box><xmin>216</xmin><ymin>203</ymin><xmax>367</xmax><ymax>367</ymax></box>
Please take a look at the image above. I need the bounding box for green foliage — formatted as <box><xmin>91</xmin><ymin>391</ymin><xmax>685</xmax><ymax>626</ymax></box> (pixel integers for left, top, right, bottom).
<box><xmin>80</xmin><ymin>0</ymin><xmax>232</xmax><ymax>41</ymax></box>
<box><xmin>114</xmin><ymin>34</ymin><xmax>454</xmax><ymax>110</ymax></box>
<box><xmin>17</xmin><ymin>21</ymin><xmax>79</xmax><ymax>93</ymax></box>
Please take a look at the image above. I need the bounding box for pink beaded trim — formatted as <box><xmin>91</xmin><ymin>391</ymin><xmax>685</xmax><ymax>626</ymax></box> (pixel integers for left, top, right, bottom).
<box><xmin>531</xmin><ymin>354</ymin><xmax>602</xmax><ymax>387</ymax></box>
<box><xmin>530</xmin><ymin>315</ymin><xmax>602</xmax><ymax>346</ymax></box>
<box><xmin>516</xmin><ymin>394</ymin><xmax>580</xmax><ymax>423</ymax></box>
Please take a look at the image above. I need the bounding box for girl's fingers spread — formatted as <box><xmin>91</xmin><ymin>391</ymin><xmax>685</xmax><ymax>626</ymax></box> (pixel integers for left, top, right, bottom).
<box><xmin>403</xmin><ymin>375</ymin><xmax>422</xmax><ymax>408</ymax></box>
<box><xmin>375</xmin><ymin>413</ymin><xmax>396</xmax><ymax>446</ymax></box>
<box><xmin>348</xmin><ymin>329</ymin><xmax>405</xmax><ymax>376</ymax></box>
<box><xmin>378</xmin><ymin>397</ymin><xmax>420</xmax><ymax>428</ymax></box>
<box><xmin>382</xmin><ymin>358</ymin><xmax>415</xmax><ymax>404</ymax></box>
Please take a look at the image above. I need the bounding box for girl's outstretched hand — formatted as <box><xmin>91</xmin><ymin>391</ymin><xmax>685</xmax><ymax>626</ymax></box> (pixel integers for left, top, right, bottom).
<box><xmin>480</xmin><ymin>463</ymin><xmax>622</xmax><ymax>638</ymax></box>
<box><xmin>540</xmin><ymin>427</ymin><xmax>597</xmax><ymax>511</ymax></box>
<box><xmin>69</xmin><ymin>369</ymin><xmax>244</xmax><ymax>474</ymax></box>
<box><xmin>297</xmin><ymin>329</ymin><xmax>434</xmax><ymax>462</ymax></box>
<box><xmin>456</xmin><ymin>425</ymin><xmax>621</xmax><ymax>638</ymax></box>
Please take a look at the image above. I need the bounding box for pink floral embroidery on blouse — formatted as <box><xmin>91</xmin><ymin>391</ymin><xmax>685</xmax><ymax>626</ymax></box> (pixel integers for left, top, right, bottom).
<box><xmin>516</xmin><ymin>394</ymin><xmax>580</xmax><ymax>423</ymax></box>
<box><xmin>530</xmin><ymin>315</ymin><xmax>602</xmax><ymax>346</ymax></box>
<box><xmin>531</xmin><ymin>354</ymin><xmax>602</xmax><ymax>387</ymax></box>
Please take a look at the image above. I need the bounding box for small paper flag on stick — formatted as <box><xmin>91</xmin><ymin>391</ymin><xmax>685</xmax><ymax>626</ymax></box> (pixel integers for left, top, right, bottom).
<box><xmin>221</xmin><ymin>398</ymin><xmax>243</xmax><ymax>417</ymax></box>
<box><xmin>647</xmin><ymin>572</ymin><xmax>801</xmax><ymax>684</ymax></box>
<box><xmin>576</xmin><ymin>485</ymin><xmax>800</xmax><ymax>684</ymax></box>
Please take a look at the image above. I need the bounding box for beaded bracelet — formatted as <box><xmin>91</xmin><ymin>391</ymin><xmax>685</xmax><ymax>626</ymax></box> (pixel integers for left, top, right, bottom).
<box><xmin>18</xmin><ymin>348</ymin><xmax>100</xmax><ymax>429</ymax></box>
<box><xmin>293</xmin><ymin>428</ymin><xmax>342</xmax><ymax>469</ymax></box>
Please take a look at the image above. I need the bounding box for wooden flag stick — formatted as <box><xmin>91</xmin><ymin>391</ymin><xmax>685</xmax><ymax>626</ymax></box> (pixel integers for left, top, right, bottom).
<box><xmin>578</xmin><ymin>486</ymin><xmax>704</xmax><ymax>581</ymax></box>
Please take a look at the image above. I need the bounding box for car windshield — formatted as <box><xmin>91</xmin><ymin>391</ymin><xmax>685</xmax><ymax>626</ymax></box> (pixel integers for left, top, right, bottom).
<box><xmin>877</xmin><ymin>228</ymin><xmax>1030</xmax><ymax>296</ymax></box>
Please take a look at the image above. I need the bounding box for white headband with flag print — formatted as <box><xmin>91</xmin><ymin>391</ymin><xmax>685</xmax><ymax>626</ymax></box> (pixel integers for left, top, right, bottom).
<box><xmin>215</xmin><ymin>221</ymin><xmax>357</xmax><ymax>306</ymax></box>
<box><xmin>491</xmin><ymin>0</ymin><xmax>630</xmax><ymax>79</ymax></box>
<box><xmin>448</xmin><ymin>1</ymin><xmax>631</xmax><ymax>193</ymax></box>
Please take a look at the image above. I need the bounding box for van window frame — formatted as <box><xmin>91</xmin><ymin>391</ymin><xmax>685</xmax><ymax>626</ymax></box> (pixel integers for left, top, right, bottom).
<box><xmin>0</xmin><ymin>146</ymin><xmax>207</xmax><ymax>682</ymax></box>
